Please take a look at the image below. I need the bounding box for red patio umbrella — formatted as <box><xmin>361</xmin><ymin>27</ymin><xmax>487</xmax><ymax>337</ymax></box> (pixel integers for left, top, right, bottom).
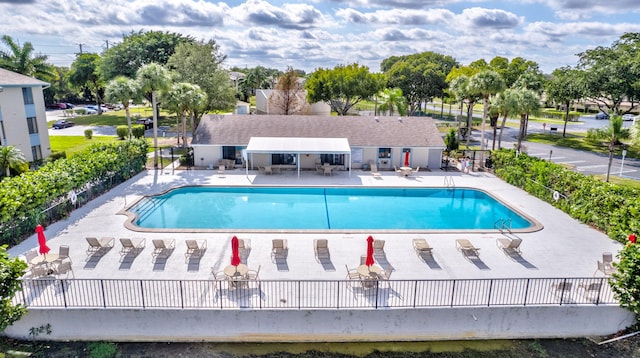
<box><xmin>231</xmin><ymin>235</ymin><xmax>241</xmax><ymax>266</ymax></box>
<box><xmin>365</xmin><ymin>235</ymin><xmax>375</xmax><ymax>267</ymax></box>
<box><xmin>36</xmin><ymin>224</ymin><xmax>50</xmax><ymax>256</ymax></box>
<box><xmin>404</xmin><ymin>151</ymin><xmax>410</xmax><ymax>166</ymax></box>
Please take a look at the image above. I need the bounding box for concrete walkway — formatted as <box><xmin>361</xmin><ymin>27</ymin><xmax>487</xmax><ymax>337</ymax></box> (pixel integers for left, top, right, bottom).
<box><xmin>9</xmin><ymin>167</ymin><xmax>622</xmax><ymax>282</ymax></box>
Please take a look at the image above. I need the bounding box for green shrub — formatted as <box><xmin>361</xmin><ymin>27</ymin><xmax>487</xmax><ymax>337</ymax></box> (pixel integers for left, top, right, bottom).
<box><xmin>131</xmin><ymin>125</ymin><xmax>145</xmax><ymax>139</ymax></box>
<box><xmin>74</xmin><ymin>108</ymin><xmax>86</xmax><ymax>115</ymax></box>
<box><xmin>492</xmin><ymin>148</ymin><xmax>639</xmax><ymax>243</ymax></box>
<box><xmin>84</xmin><ymin>129</ymin><xmax>93</xmax><ymax>139</ymax></box>
<box><xmin>48</xmin><ymin>151</ymin><xmax>67</xmax><ymax>162</ymax></box>
<box><xmin>444</xmin><ymin>128</ymin><xmax>459</xmax><ymax>151</ymax></box>
<box><xmin>115</xmin><ymin>126</ymin><xmax>128</xmax><ymax>140</ymax></box>
<box><xmin>0</xmin><ymin>140</ymin><xmax>148</xmax><ymax>231</ymax></box>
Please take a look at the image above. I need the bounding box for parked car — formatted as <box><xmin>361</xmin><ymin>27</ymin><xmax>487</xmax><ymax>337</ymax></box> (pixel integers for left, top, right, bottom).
<box><xmin>622</xmin><ymin>114</ymin><xmax>635</xmax><ymax>121</ymax></box>
<box><xmin>64</xmin><ymin>103</ymin><xmax>75</xmax><ymax>109</ymax></box>
<box><xmin>52</xmin><ymin>119</ymin><xmax>75</xmax><ymax>129</ymax></box>
<box><xmin>136</xmin><ymin>117</ymin><xmax>153</xmax><ymax>129</ymax></box>
<box><xmin>46</xmin><ymin>103</ymin><xmax>67</xmax><ymax>110</ymax></box>
<box><xmin>595</xmin><ymin>112</ymin><xmax>609</xmax><ymax>120</ymax></box>
<box><xmin>76</xmin><ymin>107</ymin><xmax>98</xmax><ymax>115</ymax></box>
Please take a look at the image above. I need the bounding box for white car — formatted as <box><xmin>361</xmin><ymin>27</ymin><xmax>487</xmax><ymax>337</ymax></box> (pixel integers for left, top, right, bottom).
<box><xmin>77</xmin><ymin>107</ymin><xmax>98</xmax><ymax>115</ymax></box>
<box><xmin>622</xmin><ymin>114</ymin><xmax>635</xmax><ymax>121</ymax></box>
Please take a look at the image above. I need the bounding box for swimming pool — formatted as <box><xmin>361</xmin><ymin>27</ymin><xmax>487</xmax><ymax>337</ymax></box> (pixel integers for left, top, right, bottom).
<box><xmin>125</xmin><ymin>186</ymin><xmax>537</xmax><ymax>232</ymax></box>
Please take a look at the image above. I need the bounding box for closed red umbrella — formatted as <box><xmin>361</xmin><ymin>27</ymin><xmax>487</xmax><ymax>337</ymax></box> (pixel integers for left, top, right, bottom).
<box><xmin>36</xmin><ymin>224</ymin><xmax>50</xmax><ymax>256</ymax></box>
<box><xmin>365</xmin><ymin>235</ymin><xmax>375</xmax><ymax>267</ymax></box>
<box><xmin>404</xmin><ymin>151</ymin><xmax>410</xmax><ymax>166</ymax></box>
<box><xmin>231</xmin><ymin>235</ymin><xmax>241</xmax><ymax>266</ymax></box>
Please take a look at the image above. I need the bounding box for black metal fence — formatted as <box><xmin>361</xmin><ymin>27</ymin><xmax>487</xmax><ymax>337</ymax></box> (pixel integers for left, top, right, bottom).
<box><xmin>15</xmin><ymin>277</ymin><xmax>615</xmax><ymax>310</ymax></box>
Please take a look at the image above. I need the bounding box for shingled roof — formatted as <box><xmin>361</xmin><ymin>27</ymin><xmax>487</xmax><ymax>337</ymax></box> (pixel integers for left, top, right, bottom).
<box><xmin>192</xmin><ymin>114</ymin><xmax>445</xmax><ymax>148</ymax></box>
<box><xmin>0</xmin><ymin>68</ymin><xmax>49</xmax><ymax>87</ymax></box>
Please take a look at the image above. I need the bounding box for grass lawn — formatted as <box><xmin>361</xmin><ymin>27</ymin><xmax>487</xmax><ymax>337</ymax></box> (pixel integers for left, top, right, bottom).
<box><xmin>51</xmin><ymin>108</ymin><xmax>178</xmax><ymax>128</ymax></box>
<box><xmin>526</xmin><ymin>133</ymin><xmax>640</xmax><ymax>159</ymax></box>
<box><xmin>49</xmin><ymin>136</ymin><xmax>120</xmax><ymax>156</ymax></box>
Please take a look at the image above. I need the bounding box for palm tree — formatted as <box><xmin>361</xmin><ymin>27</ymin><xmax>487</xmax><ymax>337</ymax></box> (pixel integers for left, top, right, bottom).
<box><xmin>468</xmin><ymin>70</ymin><xmax>505</xmax><ymax>162</ymax></box>
<box><xmin>491</xmin><ymin>89</ymin><xmax>519</xmax><ymax>149</ymax></box>
<box><xmin>448</xmin><ymin>75</ymin><xmax>480</xmax><ymax>148</ymax></box>
<box><xmin>136</xmin><ymin>63</ymin><xmax>171</xmax><ymax>168</ymax></box>
<box><xmin>105</xmin><ymin>76</ymin><xmax>139</xmax><ymax>138</ymax></box>
<box><xmin>377</xmin><ymin>88</ymin><xmax>407</xmax><ymax>116</ymax></box>
<box><xmin>164</xmin><ymin>82</ymin><xmax>206</xmax><ymax>147</ymax></box>
<box><xmin>599</xmin><ymin>115</ymin><xmax>630</xmax><ymax>182</ymax></box>
<box><xmin>512</xmin><ymin>88</ymin><xmax>541</xmax><ymax>152</ymax></box>
<box><xmin>0</xmin><ymin>35</ymin><xmax>56</xmax><ymax>80</ymax></box>
<box><xmin>0</xmin><ymin>146</ymin><xmax>26</xmax><ymax>177</ymax></box>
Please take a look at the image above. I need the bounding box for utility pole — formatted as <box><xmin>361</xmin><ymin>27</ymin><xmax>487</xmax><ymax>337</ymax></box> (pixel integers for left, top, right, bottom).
<box><xmin>104</xmin><ymin>40</ymin><xmax>109</xmax><ymax>50</ymax></box>
<box><xmin>77</xmin><ymin>43</ymin><xmax>84</xmax><ymax>54</ymax></box>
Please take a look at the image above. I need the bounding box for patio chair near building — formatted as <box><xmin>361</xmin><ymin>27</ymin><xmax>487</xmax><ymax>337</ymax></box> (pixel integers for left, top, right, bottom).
<box><xmin>52</xmin><ymin>245</ymin><xmax>71</xmax><ymax>266</ymax></box>
<box><xmin>86</xmin><ymin>237</ymin><xmax>115</xmax><ymax>256</ymax></box>
<box><xmin>53</xmin><ymin>260</ymin><xmax>74</xmax><ymax>278</ymax></box>
<box><xmin>373</xmin><ymin>240</ymin><xmax>385</xmax><ymax>255</ymax></box>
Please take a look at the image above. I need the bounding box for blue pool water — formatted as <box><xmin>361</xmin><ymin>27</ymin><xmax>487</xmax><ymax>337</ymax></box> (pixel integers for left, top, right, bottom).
<box><xmin>129</xmin><ymin>187</ymin><xmax>533</xmax><ymax>230</ymax></box>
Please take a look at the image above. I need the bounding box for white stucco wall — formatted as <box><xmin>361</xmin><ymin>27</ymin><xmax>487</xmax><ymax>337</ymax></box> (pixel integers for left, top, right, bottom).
<box><xmin>4</xmin><ymin>306</ymin><xmax>634</xmax><ymax>342</ymax></box>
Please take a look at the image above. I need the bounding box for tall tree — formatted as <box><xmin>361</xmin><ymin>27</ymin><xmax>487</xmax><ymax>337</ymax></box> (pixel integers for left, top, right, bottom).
<box><xmin>101</xmin><ymin>30</ymin><xmax>194</xmax><ymax>80</ymax></box>
<box><xmin>0</xmin><ymin>35</ymin><xmax>56</xmax><ymax>81</ymax></box>
<box><xmin>270</xmin><ymin>66</ymin><xmax>304</xmax><ymax>115</ymax></box>
<box><xmin>136</xmin><ymin>63</ymin><xmax>171</xmax><ymax>167</ymax></box>
<box><xmin>68</xmin><ymin>53</ymin><xmax>105</xmax><ymax>113</ymax></box>
<box><xmin>383</xmin><ymin>52</ymin><xmax>458</xmax><ymax>115</ymax></box>
<box><xmin>468</xmin><ymin>70</ymin><xmax>505</xmax><ymax>160</ymax></box>
<box><xmin>546</xmin><ymin>67</ymin><xmax>586</xmax><ymax>137</ymax></box>
<box><xmin>0</xmin><ymin>146</ymin><xmax>26</xmax><ymax>177</ymax></box>
<box><xmin>577</xmin><ymin>32</ymin><xmax>640</xmax><ymax>115</ymax></box>
<box><xmin>167</xmin><ymin>39</ymin><xmax>236</xmax><ymax>125</ymax></box>
<box><xmin>596</xmin><ymin>115</ymin><xmax>630</xmax><ymax>182</ymax></box>
<box><xmin>163</xmin><ymin>82</ymin><xmax>206</xmax><ymax>147</ymax></box>
<box><xmin>512</xmin><ymin>88</ymin><xmax>541</xmax><ymax>152</ymax></box>
<box><xmin>490</xmin><ymin>89</ymin><xmax>519</xmax><ymax>149</ymax></box>
<box><xmin>377</xmin><ymin>88</ymin><xmax>407</xmax><ymax>116</ymax></box>
<box><xmin>105</xmin><ymin>76</ymin><xmax>140</xmax><ymax>138</ymax></box>
<box><xmin>306</xmin><ymin>63</ymin><xmax>384</xmax><ymax>116</ymax></box>
<box><xmin>448</xmin><ymin>74</ymin><xmax>481</xmax><ymax>147</ymax></box>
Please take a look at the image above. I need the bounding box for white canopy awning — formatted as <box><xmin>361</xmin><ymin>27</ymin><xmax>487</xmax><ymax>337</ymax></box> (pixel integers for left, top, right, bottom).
<box><xmin>245</xmin><ymin>137</ymin><xmax>352</xmax><ymax>179</ymax></box>
<box><xmin>245</xmin><ymin>137</ymin><xmax>351</xmax><ymax>154</ymax></box>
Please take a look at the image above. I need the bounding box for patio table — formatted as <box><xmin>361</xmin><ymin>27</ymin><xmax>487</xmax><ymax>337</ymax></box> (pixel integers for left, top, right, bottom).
<box><xmin>357</xmin><ymin>264</ymin><xmax>382</xmax><ymax>278</ymax></box>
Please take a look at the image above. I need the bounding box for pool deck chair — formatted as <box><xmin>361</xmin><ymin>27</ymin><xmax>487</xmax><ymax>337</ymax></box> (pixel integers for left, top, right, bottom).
<box><xmin>271</xmin><ymin>239</ymin><xmax>288</xmax><ymax>261</ymax></box>
<box><xmin>373</xmin><ymin>239</ymin><xmax>385</xmax><ymax>255</ymax></box>
<box><xmin>185</xmin><ymin>239</ymin><xmax>207</xmax><ymax>262</ymax></box>
<box><xmin>119</xmin><ymin>238</ymin><xmax>146</xmax><ymax>256</ymax></box>
<box><xmin>456</xmin><ymin>239</ymin><xmax>480</xmax><ymax>258</ymax></box>
<box><xmin>496</xmin><ymin>238</ymin><xmax>522</xmax><ymax>255</ymax></box>
<box><xmin>413</xmin><ymin>238</ymin><xmax>433</xmax><ymax>256</ymax></box>
<box><xmin>86</xmin><ymin>237</ymin><xmax>114</xmax><ymax>255</ymax></box>
<box><xmin>217</xmin><ymin>165</ymin><xmax>225</xmax><ymax>177</ymax></box>
<box><xmin>314</xmin><ymin>239</ymin><xmax>330</xmax><ymax>262</ymax></box>
<box><xmin>152</xmin><ymin>239</ymin><xmax>175</xmax><ymax>261</ymax></box>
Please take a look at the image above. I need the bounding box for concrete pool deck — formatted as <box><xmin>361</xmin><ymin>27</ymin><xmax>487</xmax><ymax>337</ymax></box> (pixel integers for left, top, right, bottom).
<box><xmin>9</xmin><ymin>167</ymin><xmax>623</xmax><ymax>282</ymax></box>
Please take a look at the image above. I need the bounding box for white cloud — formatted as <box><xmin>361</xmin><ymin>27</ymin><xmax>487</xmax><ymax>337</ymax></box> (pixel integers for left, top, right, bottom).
<box><xmin>336</xmin><ymin>8</ymin><xmax>454</xmax><ymax>26</ymax></box>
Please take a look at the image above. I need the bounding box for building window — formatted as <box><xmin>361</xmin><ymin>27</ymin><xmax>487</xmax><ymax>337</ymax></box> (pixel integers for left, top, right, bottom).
<box><xmin>272</xmin><ymin>153</ymin><xmax>296</xmax><ymax>165</ymax></box>
<box><xmin>378</xmin><ymin>148</ymin><xmax>391</xmax><ymax>158</ymax></box>
<box><xmin>22</xmin><ymin>87</ymin><xmax>34</xmax><ymax>105</ymax></box>
<box><xmin>27</xmin><ymin>117</ymin><xmax>38</xmax><ymax>134</ymax></box>
<box><xmin>31</xmin><ymin>145</ymin><xmax>42</xmax><ymax>161</ymax></box>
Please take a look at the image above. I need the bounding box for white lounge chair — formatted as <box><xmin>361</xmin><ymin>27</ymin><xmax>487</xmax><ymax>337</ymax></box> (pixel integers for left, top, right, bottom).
<box><xmin>413</xmin><ymin>238</ymin><xmax>433</xmax><ymax>255</ymax></box>
<box><xmin>314</xmin><ymin>239</ymin><xmax>330</xmax><ymax>262</ymax></box>
<box><xmin>456</xmin><ymin>239</ymin><xmax>480</xmax><ymax>258</ymax></box>
<box><xmin>185</xmin><ymin>239</ymin><xmax>207</xmax><ymax>262</ymax></box>
<box><xmin>271</xmin><ymin>239</ymin><xmax>288</xmax><ymax>261</ymax></box>
<box><xmin>152</xmin><ymin>239</ymin><xmax>175</xmax><ymax>261</ymax></box>
<box><xmin>496</xmin><ymin>238</ymin><xmax>522</xmax><ymax>255</ymax></box>
<box><xmin>86</xmin><ymin>237</ymin><xmax>114</xmax><ymax>255</ymax></box>
<box><xmin>119</xmin><ymin>238</ymin><xmax>146</xmax><ymax>256</ymax></box>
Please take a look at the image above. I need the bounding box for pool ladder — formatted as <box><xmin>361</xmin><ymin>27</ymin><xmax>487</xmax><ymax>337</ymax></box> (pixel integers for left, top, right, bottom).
<box><xmin>494</xmin><ymin>218</ymin><xmax>512</xmax><ymax>234</ymax></box>
<box><xmin>444</xmin><ymin>176</ymin><xmax>455</xmax><ymax>189</ymax></box>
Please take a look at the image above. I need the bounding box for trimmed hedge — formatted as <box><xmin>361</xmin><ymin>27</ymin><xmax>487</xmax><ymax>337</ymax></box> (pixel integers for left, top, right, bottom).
<box><xmin>0</xmin><ymin>139</ymin><xmax>148</xmax><ymax>228</ymax></box>
<box><xmin>492</xmin><ymin>149</ymin><xmax>639</xmax><ymax>244</ymax></box>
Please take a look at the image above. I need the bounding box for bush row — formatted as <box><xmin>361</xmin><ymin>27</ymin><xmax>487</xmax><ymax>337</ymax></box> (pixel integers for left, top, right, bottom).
<box><xmin>492</xmin><ymin>149</ymin><xmax>639</xmax><ymax>243</ymax></box>
<box><xmin>0</xmin><ymin>139</ymin><xmax>148</xmax><ymax>226</ymax></box>
<box><xmin>116</xmin><ymin>124</ymin><xmax>146</xmax><ymax>139</ymax></box>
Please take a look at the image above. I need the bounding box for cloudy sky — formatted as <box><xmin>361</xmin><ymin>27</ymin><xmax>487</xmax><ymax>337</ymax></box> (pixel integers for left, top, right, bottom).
<box><xmin>2</xmin><ymin>0</ymin><xmax>640</xmax><ymax>74</ymax></box>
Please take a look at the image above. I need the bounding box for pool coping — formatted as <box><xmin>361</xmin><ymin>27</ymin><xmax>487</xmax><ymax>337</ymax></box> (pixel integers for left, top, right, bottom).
<box><xmin>119</xmin><ymin>184</ymin><xmax>543</xmax><ymax>234</ymax></box>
